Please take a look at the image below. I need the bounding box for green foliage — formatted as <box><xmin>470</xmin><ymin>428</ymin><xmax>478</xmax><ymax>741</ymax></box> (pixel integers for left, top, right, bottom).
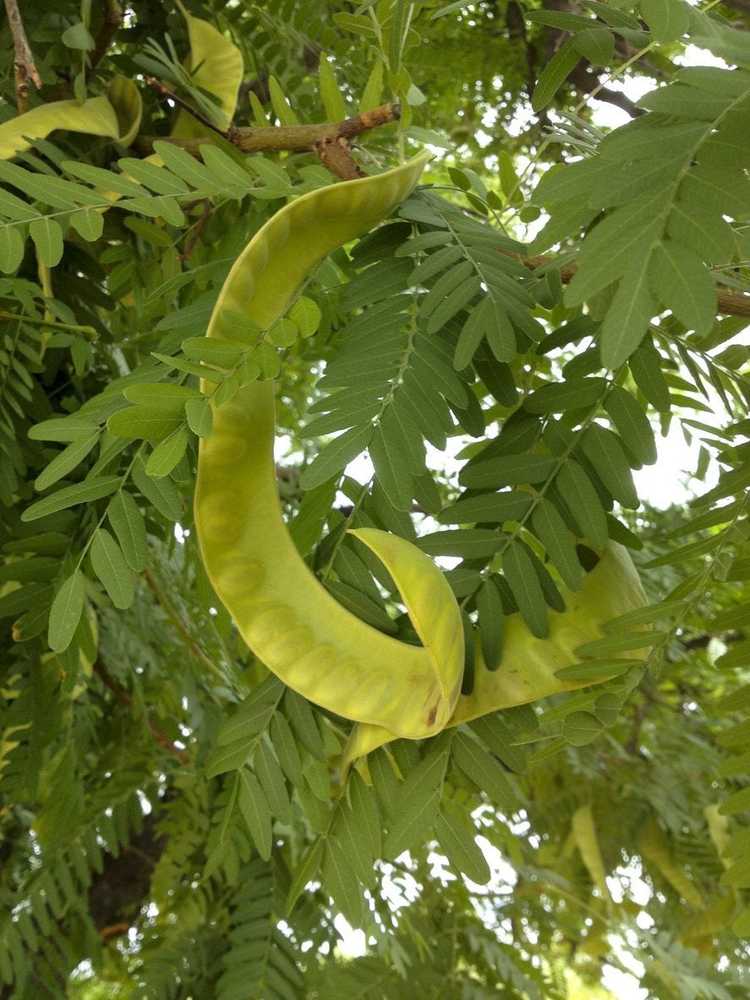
<box><xmin>0</xmin><ymin>1</ymin><xmax>749</xmax><ymax>998</ymax></box>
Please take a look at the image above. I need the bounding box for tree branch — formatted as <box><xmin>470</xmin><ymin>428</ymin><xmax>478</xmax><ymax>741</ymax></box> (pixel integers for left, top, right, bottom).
<box><xmin>137</xmin><ymin>102</ymin><xmax>401</xmax><ymax>158</ymax></box>
<box><xmin>3</xmin><ymin>0</ymin><xmax>42</xmax><ymax>113</ymax></box>
<box><xmin>89</xmin><ymin>0</ymin><xmax>123</xmax><ymax>71</ymax></box>
<box><xmin>521</xmin><ymin>254</ymin><xmax>750</xmax><ymax>319</ymax></box>
<box><xmin>569</xmin><ymin>62</ymin><xmax>644</xmax><ymax>118</ymax></box>
<box><xmin>93</xmin><ymin>659</ymin><xmax>188</xmax><ymax>763</ymax></box>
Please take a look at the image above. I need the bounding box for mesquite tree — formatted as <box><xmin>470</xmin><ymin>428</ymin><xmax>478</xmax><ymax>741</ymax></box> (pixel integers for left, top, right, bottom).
<box><xmin>0</xmin><ymin>1</ymin><xmax>749</xmax><ymax>997</ymax></box>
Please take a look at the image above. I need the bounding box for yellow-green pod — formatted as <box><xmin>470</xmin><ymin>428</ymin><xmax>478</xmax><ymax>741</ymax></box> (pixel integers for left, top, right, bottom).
<box><xmin>195</xmin><ymin>153</ymin><xmax>466</xmax><ymax>740</ymax></box>
<box><xmin>343</xmin><ymin>542</ymin><xmax>648</xmax><ymax>766</ymax></box>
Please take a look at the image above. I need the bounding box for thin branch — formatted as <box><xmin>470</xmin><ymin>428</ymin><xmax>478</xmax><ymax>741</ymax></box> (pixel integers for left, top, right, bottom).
<box><xmin>314</xmin><ymin>136</ymin><xmax>365</xmax><ymax>180</ymax></box>
<box><xmin>520</xmin><ymin>253</ymin><xmax>750</xmax><ymax>319</ymax></box>
<box><xmin>569</xmin><ymin>63</ymin><xmax>644</xmax><ymax>118</ymax></box>
<box><xmin>143</xmin><ymin>568</ymin><xmax>224</xmax><ymax>681</ymax></box>
<box><xmin>3</xmin><ymin>0</ymin><xmax>42</xmax><ymax>113</ymax></box>
<box><xmin>144</xmin><ymin>76</ymin><xmax>228</xmax><ymax>139</ymax></box>
<box><xmin>89</xmin><ymin>0</ymin><xmax>123</xmax><ymax>71</ymax></box>
<box><xmin>137</xmin><ymin>102</ymin><xmax>401</xmax><ymax>156</ymax></box>
<box><xmin>93</xmin><ymin>659</ymin><xmax>188</xmax><ymax>763</ymax></box>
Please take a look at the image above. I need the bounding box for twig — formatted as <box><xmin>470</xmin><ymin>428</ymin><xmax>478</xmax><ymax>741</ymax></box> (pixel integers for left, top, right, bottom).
<box><xmin>520</xmin><ymin>253</ymin><xmax>750</xmax><ymax>319</ymax></box>
<box><xmin>144</xmin><ymin>76</ymin><xmax>229</xmax><ymax>139</ymax></box>
<box><xmin>90</xmin><ymin>0</ymin><xmax>123</xmax><ymax>71</ymax></box>
<box><xmin>569</xmin><ymin>62</ymin><xmax>644</xmax><ymax>118</ymax></box>
<box><xmin>314</xmin><ymin>136</ymin><xmax>365</xmax><ymax>180</ymax></box>
<box><xmin>179</xmin><ymin>200</ymin><xmax>212</xmax><ymax>261</ymax></box>
<box><xmin>143</xmin><ymin>568</ymin><xmax>224</xmax><ymax>681</ymax></box>
<box><xmin>3</xmin><ymin>0</ymin><xmax>42</xmax><ymax>113</ymax></box>
<box><xmin>93</xmin><ymin>659</ymin><xmax>188</xmax><ymax>763</ymax></box>
<box><xmin>138</xmin><ymin>101</ymin><xmax>401</xmax><ymax>156</ymax></box>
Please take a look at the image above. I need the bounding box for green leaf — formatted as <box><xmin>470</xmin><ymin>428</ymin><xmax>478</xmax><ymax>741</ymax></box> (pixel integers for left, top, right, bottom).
<box><xmin>641</xmin><ymin>0</ymin><xmax>690</xmax><ymax>43</ymax></box>
<box><xmin>123</xmin><ymin>383</ymin><xmax>199</xmax><ymax>409</ymax></box>
<box><xmin>572</xmin><ymin>26</ymin><xmax>614</xmax><ymax>66</ymax></box>
<box><xmin>453</xmin><ymin>731</ymin><xmax>515</xmax><ymax>811</ymax></box>
<box><xmin>0</xmin><ymin>227</ymin><xmax>25</xmax><ymax>273</ymax></box>
<box><xmin>460</xmin><ymin>454</ymin><xmax>557</xmax><ymax>489</ymax></box>
<box><xmin>107</xmin><ymin>493</ymin><xmax>147</xmax><ymax>572</ymax></box>
<box><xmin>503</xmin><ymin>540</ymin><xmax>548</xmax><ymax>638</ymax></box>
<box><xmin>271</xmin><ymin>714</ymin><xmax>303</xmax><ymax>785</ymax></box>
<box><xmin>254</xmin><ymin>739</ymin><xmax>291</xmax><ymax>824</ymax></box>
<box><xmin>604</xmin><ymin>386</ymin><xmax>657</xmax><ymax>466</ymax></box>
<box><xmin>418</xmin><ymin>529</ymin><xmax>507</xmax><ymax>559</ymax></box>
<box><xmin>435</xmin><ymin>802</ymin><xmax>491</xmax><ymax>884</ymax></box>
<box><xmin>286</xmin><ymin>839</ymin><xmax>324</xmax><ymax>915</ymax></box>
<box><xmin>476</xmin><ymin>579</ymin><xmax>504</xmax><ymax>670</ymax></box>
<box><xmin>563</xmin><ymin>711</ymin><xmax>603</xmax><ymax>746</ymax></box>
<box><xmin>289</xmin><ymin>296</ymin><xmax>322</xmax><ymax>338</ymax></box>
<box><xmin>90</xmin><ymin>528</ymin><xmax>135</xmax><ymax>610</ymax></box>
<box><xmin>629</xmin><ymin>339</ymin><xmax>671</xmax><ymax>412</ymax></box>
<box><xmin>300</xmin><ymin>424</ymin><xmax>373</xmax><ymax>490</ymax></box>
<box><xmin>648</xmin><ymin>241</ymin><xmax>716</xmax><ymax>335</ymax></box>
<box><xmin>34</xmin><ymin>433</ymin><xmax>99</xmax><ymax>492</ymax></box>
<box><xmin>532</xmin><ymin>38</ymin><xmax>580</xmax><ymax>111</ymax></box>
<box><xmin>48</xmin><ymin>570</ymin><xmax>85</xmax><ymax>652</ymax></box>
<box><xmin>182</xmin><ymin>337</ymin><xmax>247</xmax><ymax>368</ymax></box>
<box><xmin>238</xmin><ymin>769</ymin><xmax>272</xmax><ymax>861</ymax></box>
<box><xmin>70</xmin><ymin>207</ymin><xmax>104</xmax><ymax>242</ymax></box>
<box><xmin>323</xmin><ymin>836</ymin><xmax>364</xmax><ymax>925</ymax></box>
<box><xmin>61</xmin><ymin>21</ymin><xmax>95</xmax><ymax>49</ymax></box>
<box><xmin>554</xmin><ymin>460</ymin><xmax>608</xmax><ymax>548</ymax></box>
<box><xmin>132</xmin><ymin>458</ymin><xmax>182</xmax><ymax>520</ymax></box>
<box><xmin>555</xmin><ymin>659</ymin><xmax>638</xmax><ymax>681</ymax></box>
<box><xmin>145</xmin><ymin>427</ymin><xmax>189</xmax><ymax>478</ymax></box>
<box><xmin>32</xmin><ymin>415</ymin><xmax>98</xmax><ymax>443</ymax></box>
<box><xmin>531</xmin><ymin>498</ymin><xmax>583</xmax><ymax>590</ymax></box>
<box><xmin>348</xmin><ymin>771</ymin><xmax>382</xmax><ymax>860</ymax></box>
<box><xmin>600</xmin><ymin>255</ymin><xmax>655</xmax><ymax>369</ymax></box>
<box><xmin>268</xmin><ymin>75</ymin><xmax>299</xmax><ymax>126</ymax></box>
<box><xmin>526</xmin><ymin>378</ymin><xmax>607</xmax><ymax>414</ymax></box>
<box><xmin>216</xmin><ymin>676</ymin><xmax>283</xmax><ymax>749</ymax></box>
<box><xmin>359</xmin><ymin>58</ymin><xmax>384</xmax><ymax>113</ymax></box>
<box><xmin>284</xmin><ymin>690</ymin><xmax>325</xmax><ymax>759</ymax></box>
<box><xmin>29</xmin><ymin>218</ymin><xmax>64</xmax><ymax>267</ymax></box>
<box><xmin>319</xmin><ymin>55</ymin><xmax>347</xmax><ymax>120</ymax></box>
<box><xmin>580</xmin><ymin>425</ymin><xmax>639</xmax><ymax>508</ymax></box>
<box><xmin>108</xmin><ymin>405</ymin><xmax>182</xmax><ymax>442</ymax></box>
<box><xmin>185</xmin><ymin>396</ymin><xmax>213</xmax><ymax>437</ymax></box>
<box><xmin>438</xmin><ymin>491</ymin><xmax>531</xmax><ymax>525</ymax></box>
<box><xmin>384</xmin><ymin>746</ymin><xmax>448</xmax><ymax>856</ymax></box>
<box><xmin>22</xmin><ymin>476</ymin><xmax>121</xmax><ymax>522</ymax></box>
<box><xmin>576</xmin><ymin>631</ymin><xmax>660</xmax><ymax>657</ymax></box>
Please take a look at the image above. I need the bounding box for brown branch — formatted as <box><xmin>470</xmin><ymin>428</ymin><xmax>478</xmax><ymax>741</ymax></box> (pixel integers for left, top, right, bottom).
<box><xmin>314</xmin><ymin>136</ymin><xmax>365</xmax><ymax>180</ymax></box>
<box><xmin>521</xmin><ymin>254</ymin><xmax>750</xmax><ymax>319</ymax></box>
<box><xmin>143</xmin><ymin>568</ymin><xmax>223</xmax><ymax>680</ymax></box>
<box><xmin>93</xmin><ymin>659</ymin><xmax>188</xmax><ymax>763</ymax></box>
<box><xmin>89</xmin><ymin>0</ymin><xmax>123</xmax><ymax>71</ymax></box>
<box><xmin>3</xmin><ymin>0</ymin><xmax>42</xmax><ymax>113</ymax></box>
<box><xmin>144</xmin><ymin>76</ymin><xmax>229</xmax><ymax>139</ymax></box>
<box><xmin>180</xmin><ymin>200</ymin><xmax>213</xmax><ymax>261</ymax></box>
<box><xmin>137</xmin><ymin>102</ymin><xmax>401</xmax><ymax>157</ymax></box>
<box><xmin>569</xmin><ymin>63</ymin><xmax>644</xmax><ymax>118</ymax></box>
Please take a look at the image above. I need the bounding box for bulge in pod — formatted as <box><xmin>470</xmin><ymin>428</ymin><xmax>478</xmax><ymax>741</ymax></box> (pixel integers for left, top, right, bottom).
<box><xmin>341</xmin><ymin>542</ymin><xmax>649</xmax><ymax>766</ymax></box>
<box><xmin>195</xmin><ymin>153</ymin><xmax>466</xmax><ymax>740</ymax></box>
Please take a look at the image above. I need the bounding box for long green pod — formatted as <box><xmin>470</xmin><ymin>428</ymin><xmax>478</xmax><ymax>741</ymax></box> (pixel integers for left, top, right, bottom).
<box><xmin>195</xmin><ymin>153</ymin><xmax>466</xmax><ymax>739</ymax></box>
<box><xmin>342</xmin><ymin>542</ymin><xmax>648</xmax><ymax>765</ymax></box>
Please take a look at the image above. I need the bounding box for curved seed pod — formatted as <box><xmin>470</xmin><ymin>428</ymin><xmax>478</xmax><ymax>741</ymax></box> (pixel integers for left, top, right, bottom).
<box><xmin>171</xmin><ymin>9</ymin><xmax>244</xmax><ymax>138</ymax></box>
<box><xmin>342</xmin><ymin>542</ymin><xmax>648</xmax><ymax>767</ymax></box>
<box><xmin>0</xmin><ymin>78</ymin><xmax>142</xmax><ymax>160</ymax></box>
<box><xmin>195</xmin><ymin>153</ymin><xmax>466</xmax><ymax>740</ymax></box>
